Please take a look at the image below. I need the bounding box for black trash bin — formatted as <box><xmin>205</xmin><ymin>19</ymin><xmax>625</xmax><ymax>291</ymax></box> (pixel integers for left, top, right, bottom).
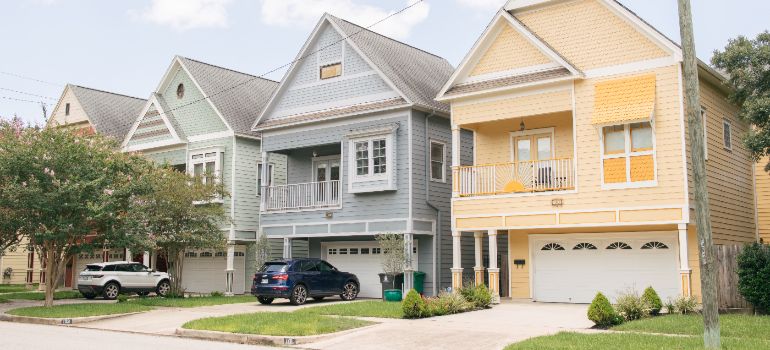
<box><xmin>378</xmin><ymin>273</ymin><xmax>404</xmax><ymax>299</ymax></box>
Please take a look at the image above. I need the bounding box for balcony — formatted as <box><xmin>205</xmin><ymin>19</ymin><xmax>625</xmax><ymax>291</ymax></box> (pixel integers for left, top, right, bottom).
<box><xmin>453</xmin><ymin>158</ymin><xmax>575</xmax><ymax>197</ymax></box>
<box><xmin>262</xmin><ymin>180</ymin><xmax>342</xmax><ymax>212</ymax></box>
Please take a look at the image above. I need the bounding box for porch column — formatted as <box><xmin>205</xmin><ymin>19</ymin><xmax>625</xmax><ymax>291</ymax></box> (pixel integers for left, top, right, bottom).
<box><xmin>283</xmin><ymin>237</ymin><xmax>292</xmax><ymax>259</ymax></box>
<box><xmin>474</xmin><ymin>232</ymin><xmax>485</xmax><ymax>287</ymax></box>
<box><xmin>487</xmin><ymin>229</ymin><xmax>500</xmax><ymax>304</ymax></box>
<box><xmin>225</xmin><ymin>242</ymin><xmax>235</xmax><ymax>296</ymax></box>
<box><xmin>678</xmin><ymin>224</ymin><xmax>692</xmax><ymax>296</ymax></box>
<box><xmin>451</xmin><ymin>231</ymin><xmax>463</xmax><ymax>291</ymax></box>
<box><xmin>451</xmin><ymin>127</ymin><xmax>461</xmax><ymax>197</ymax></box>
<box><xmin>402</xmin><ymin>233</ymin><xmax>414</xmax><ymax>296</ymax></box>
<box><xmin>142</xmin><ymin>252</ymin><xmax>150</xmax><ymax>267</ymax></box>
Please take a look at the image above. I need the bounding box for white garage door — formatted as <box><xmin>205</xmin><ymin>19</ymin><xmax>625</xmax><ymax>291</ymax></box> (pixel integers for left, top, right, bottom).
<box><xmin>532</xmin><ymin>233</ymin><xmax>680</xmax><ymax>303</ymax></box>
<box><xmin>182</xmin><ymin>247</ymin><xmax>246</xmax><ymax>294</ymax></box>
<box><xmin>324</xmin><ymin>241</ymin><xmax>418</xmax><ymax>299</ymax></box>
<box><xmin>74</xmin><ymin>253</ymin><xmax>104</xmax><ymax>288</ymax></box>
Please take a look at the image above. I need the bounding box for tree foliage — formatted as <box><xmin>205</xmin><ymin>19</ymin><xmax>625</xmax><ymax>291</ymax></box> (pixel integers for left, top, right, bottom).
<box><xmin>375</xmin><ymin>233</ymin><xmax>405</xmax><ymax>275</ymax></box>
<box><xmin>124</xmin><ymin>166</ymin><xmax>228</xmax><ymax>295</ymax></box>
<box><xmin>0</xmin><ymin>118</ymin><xmax>152</xmax><ymax>306</ymax></box>
<box><xmin>736</xmin><ymin>243</ymin><xmax>770</xmax><ymax>312</ymax></box>
<box><xmin>712</xmin><ymin>31</ymin><xmax>770</xmax><ymax>168</ymax></box>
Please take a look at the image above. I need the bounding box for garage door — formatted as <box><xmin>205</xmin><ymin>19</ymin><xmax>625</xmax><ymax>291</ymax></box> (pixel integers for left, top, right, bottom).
<box><xmin>324</xmin><ymin>241</ymin><xmax>418</xmax><ymax>299</ymax></box>
<box><xmin>532</xmin><ymin>233</ymin><xmax>680</xmax><ymax>303</ymax></box>
<box><xmin>182</xmin><ymin>247</ymin><xmax>246</xmax><ymax>294</ymax></box>
<box><xmin>74</xmin><ymin>253</ymin><xmax>104</xmax><ymax>288</ymax></box>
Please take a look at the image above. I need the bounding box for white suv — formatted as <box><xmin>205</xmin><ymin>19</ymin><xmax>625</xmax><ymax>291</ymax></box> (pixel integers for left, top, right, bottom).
<box><xmin>78</xmin><ymin>261</ymin><xmax>171</xmax><ymax>300</ymax></box>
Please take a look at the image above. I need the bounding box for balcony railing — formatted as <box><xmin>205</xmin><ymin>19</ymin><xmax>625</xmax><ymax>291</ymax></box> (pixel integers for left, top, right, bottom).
<box><xmin>453</xmin><ymin>158</ymin><xmax>575</xmax><ymax>197</ymax></box>
<box><xmin>262</xmin><ymin>180</ymin><xmax>342</xmax><ymax>212</ymax></box>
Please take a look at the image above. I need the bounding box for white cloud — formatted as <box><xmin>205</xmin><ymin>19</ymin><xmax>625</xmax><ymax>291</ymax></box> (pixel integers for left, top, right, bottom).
<box><xmin>138</xmin><ymin>0</ymin><xmax>232</xmax><ymax>31</ymax></box>
<box><xmin>260</xmin><ymin>0</ymin><xmax>430</xmax><ymax>40</ymax></box>
<box><xmin>456</xmin><ymin>0</ymin><xmax>505</xmax><ymax>12</ymax></box>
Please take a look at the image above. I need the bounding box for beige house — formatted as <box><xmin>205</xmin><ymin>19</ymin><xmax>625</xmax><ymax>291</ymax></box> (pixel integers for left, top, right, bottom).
<box><xmin>437</xmin><ymin>0</ymin><xmax>757</xmax><ymax>303</ymax></box>
<box><xmin>0</xmin><ymin>84</ymin><xmax>145</xmax><ymax>288</ymax></box>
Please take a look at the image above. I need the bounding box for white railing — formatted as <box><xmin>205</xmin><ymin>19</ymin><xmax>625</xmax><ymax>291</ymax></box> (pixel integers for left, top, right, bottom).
<box><xmin>262</xmin><ymin>180</ymin><xmax>341</xmax><ymax>212</ymax></box>
<box><xmin>453</xmin><ymin>158</ymin><xmax>575</xmax><ymax>197</ymax></box>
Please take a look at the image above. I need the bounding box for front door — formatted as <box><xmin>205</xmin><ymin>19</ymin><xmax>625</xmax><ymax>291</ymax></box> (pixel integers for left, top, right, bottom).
<box><xmin>312</xmin><ymin>156</ymin><xmax>340</xmax><ymax>205</ymax></box>
<box><xmin>513</xmin><ymin>133</ymin><xmax>553</xmax><ymax>188</ymax></box>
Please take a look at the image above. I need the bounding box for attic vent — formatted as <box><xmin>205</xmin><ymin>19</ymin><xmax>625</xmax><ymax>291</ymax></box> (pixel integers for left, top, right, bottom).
<box><xmin>320</xmin><ymin>62</ymin><xmax>342</xmax><ymax>80</ymax></box>
<box><xmin>176</xmin><ymin>83</ymin><xmax>185</xmax><ymax>99</ymax></box>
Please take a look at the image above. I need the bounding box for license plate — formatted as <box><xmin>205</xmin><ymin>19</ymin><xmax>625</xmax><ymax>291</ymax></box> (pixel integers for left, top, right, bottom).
<box><xmin>80</xmin><ymin>276</ymin><xmax>92</xmax><ymax>281</ymax></box>
<box><xmin>261</xmin><ymin>278</ymin><xmax>268</xmax><ymax>284</ymax></box>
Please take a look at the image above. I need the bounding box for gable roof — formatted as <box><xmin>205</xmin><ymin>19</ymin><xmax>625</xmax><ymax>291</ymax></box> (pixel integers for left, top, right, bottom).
<box><xmin>64</xmin><ymin>84</ymin><xmax>146</xmax><ymax>140</ymax></box>
<box><xmin>177</xmin><ymin>56</ymin><xmax>279</xmax><ymax>137</ymax></box>
<box><xmin>253</xmin><ymin>14</ymin><xmax>455</xmax><ymax>130</ymax></box>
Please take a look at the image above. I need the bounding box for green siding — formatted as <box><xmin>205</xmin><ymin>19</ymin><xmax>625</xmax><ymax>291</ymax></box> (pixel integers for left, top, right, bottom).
<box><xmin>234</xmin><ymin>137</ymin><xmax>261</xmax><ymax>232</ymax></box>
<box><xmin>162</xmin><ymin>67</ymin><xmax>228</xmax><ymax>136</ymax></box>
<box><xmin>143</xmin><ymin>148</ymin><xmax>186</xmax><ymax>165</ymax></box>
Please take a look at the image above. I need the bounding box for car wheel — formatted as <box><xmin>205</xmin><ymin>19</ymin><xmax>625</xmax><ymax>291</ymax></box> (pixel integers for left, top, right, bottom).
<box><xmin>82</xmin><ymin>293</ymin><xmax>96</xmax><ymax>300</ymax></box>
<box><xmin>156</xmin><ymin>280</ymin><xmax>171</xmax><ymax>297</ymax></box>
<box><xmin>313</xmin><ymin>296</ymin><xmax>325</xmax><ymax>302</ymax></box>
<box><xmin>103</xmin><ymin>282</ymin><xmax>120</xmax><ymax>300</ymax></box>
<box><xmin>289</xmin><ymin>284</ymin><xmax>308</xmax><ymax>305</ymax></box>
<box><xmin>257</xmin><ymin>296</ymin><xmax>274</xmax><ymax>305</ymax></box>
<box><xmin>340</xmin><ymin>281</ymin><xmax>358</xmax><ymax>301</ymax></box>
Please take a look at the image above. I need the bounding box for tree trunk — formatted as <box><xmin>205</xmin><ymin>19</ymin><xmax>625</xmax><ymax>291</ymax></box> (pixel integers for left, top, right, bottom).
<box><xmin>43</xmin><ymin>247</ymin><xmax>56</xmax><ymax>307</ymax></box>
<box><xmin>168</xmin><ymin>249</ymin><xmax>185</xmax><ymax>296</ymax></box>
<box><xmin>677</xmin><ymin>0</ymin><xmax>720</xmax><ymax>348</ymax></box>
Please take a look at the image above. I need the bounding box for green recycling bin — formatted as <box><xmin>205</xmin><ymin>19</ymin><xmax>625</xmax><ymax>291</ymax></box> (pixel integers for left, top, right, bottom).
<box><xmin>413</xmin><ymin>271</ymin><xmax>426</xmax><ymax>294</ymax></box>
<box><xmin>384</xmin><ymin>289</ymin><xmax>402</xmax><ymax>302</ymax></box>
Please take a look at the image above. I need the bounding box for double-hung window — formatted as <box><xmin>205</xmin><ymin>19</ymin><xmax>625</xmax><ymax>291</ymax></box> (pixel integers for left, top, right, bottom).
<box><xmin>354</xmin><ymin>138</ymin><xmax>387</xmax><ymax>177</ymax></box>
<box><xmin>430</xmin><ymin>141</ymin><xmax>446</xmax><ymax>182</ymax></box>
<box><xmin>189</xmin><ymin>149</ymin><xmax>222</xmax><ymax>185</ymax></box>
<box><xmin>256</xmin><ymin>162</ymin><xmax>274</xmax><ymax>196</ymax></box>
<box><xmin>723</xmin><ymin>119</ymin><xmax>732</xmax><ymax>150</ymax></box>
<box><xmin>601</xmin><ymin>121</ymin><xmax>655</xmax><ymax>187</ymax></box>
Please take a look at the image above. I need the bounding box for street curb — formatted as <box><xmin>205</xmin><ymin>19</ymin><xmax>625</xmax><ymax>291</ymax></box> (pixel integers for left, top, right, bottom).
<box><xmin>0</xmin><ymin>311</ymin><xmax>148</xmax><ymax>326</ymax></box>
<box><xmin>175</xmin><ymin>323</ymin><xmax>381</xmax><ymax>346</ymax></box>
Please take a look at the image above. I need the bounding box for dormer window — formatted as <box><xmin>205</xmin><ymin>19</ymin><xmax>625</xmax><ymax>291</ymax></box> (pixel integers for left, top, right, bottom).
<box><xmin>320</xmin><ymin>62</ymin><xmax>342</xmax><ymax>80</ymax></box>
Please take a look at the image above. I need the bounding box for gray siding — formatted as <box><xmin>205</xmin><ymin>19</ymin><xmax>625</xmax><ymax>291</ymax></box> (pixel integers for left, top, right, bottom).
<box><xmin>144</xmin><ymin>147</ymin><xmax>186</xmax><ymax>166</ymax></box>
<box><xmin>161</xmin><ymin>67</ymin><xmax>228</xmax><ymax>137</ymax></box>
<box><xmin>234</xmin><ymin>137</ymin><xmax>260</xmax><ymax>232</ymax></box>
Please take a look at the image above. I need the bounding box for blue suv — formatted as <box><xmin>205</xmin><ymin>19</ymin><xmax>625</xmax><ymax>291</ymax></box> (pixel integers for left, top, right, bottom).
<box><xmin>251</xmin><ymin>258</ymin><xmax>360</xmax><ymax>305</ymax></box>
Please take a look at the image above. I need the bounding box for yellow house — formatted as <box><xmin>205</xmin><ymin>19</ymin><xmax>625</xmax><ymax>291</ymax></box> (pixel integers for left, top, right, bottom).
<box><xmin>436</xmin><ymin>0</ymin><xmax>757</xmax><ymax>303</ymax></box>
<box><xmin>755</xmin><ymin>157</ymin><xmax>770</xmax><ymax>243</ymax></box>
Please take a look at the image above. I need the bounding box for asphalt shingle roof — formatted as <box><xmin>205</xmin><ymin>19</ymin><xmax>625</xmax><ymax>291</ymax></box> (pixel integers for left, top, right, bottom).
<box><xmin>68</xmin><ymin>85</ymin><xmax>146</xmax><ymax>141</ymax></box>
<box><xmin>178</xmin><ymin>57</ymin><xmax>279</xmax><ymax>137</ymax></box>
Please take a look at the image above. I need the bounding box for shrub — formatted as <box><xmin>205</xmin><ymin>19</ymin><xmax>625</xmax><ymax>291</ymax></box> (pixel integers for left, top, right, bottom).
<box><xmin>615</xmin><ymin>290</ymin><xmax>651</xmax><ymax>321</ymax></box>
<box><xmin>642</xmin><ymin>287</ymin><xmax>663</xmax><ymax>315</ymax></box>
<box><xmin>736</xmin><ymin>243</ymin><xmax>770</xmax><ymax>312</ymax></box>
<box><xmin>402</xmin><ymin>289</ymin><xmax>426</xmax><ymax>319</ymax></box>
<box><xmin>209</xmin><ymin>291</ymin><xmax>224</xmax><ymax>297</ymax></box>
<box><xmin>673</xmin><ymin>295</ymin><xmax>698</xmax><ymax>315</ymax></box>
<box><xmin>459</xmin><ymin>284</ymin><xmax>493</xmax><ymax>309</ymax></box>
<box><xmin>663</xmin><ymin>299</ymin><xmax>676</xmax><ymax>314</ymax></box>
<box><xmin>587</xmin><ymin>292</ymin><xmax>622</xmax><ymax>328</ymax></box>
<box><xmin>117</xmin><ymin>294</ymin><xmax>129</xmax><ymax>303</ymax></box>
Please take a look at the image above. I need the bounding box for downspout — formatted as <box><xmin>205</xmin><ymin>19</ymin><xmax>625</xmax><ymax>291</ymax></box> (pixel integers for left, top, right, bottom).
<box><xmin>425</xmin><ymin>110</ymin><xmax>441</xmax><ymax>296</ymax></box>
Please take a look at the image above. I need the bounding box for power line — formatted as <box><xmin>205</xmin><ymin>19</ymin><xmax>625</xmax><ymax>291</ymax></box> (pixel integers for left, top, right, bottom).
<box><xmin>0</xmin><ymin>71</ymin><xmax>62</xmax><ymax>87</ymax></box>
<box><xmin>0</xmin><ymin>96</ymin><xmax>53</xmax><ymax>106</ymax></box>
<box><xmin>0</xmin><ymin>87</ymin><xmax>57</xmax><ymax>100</ymax></box>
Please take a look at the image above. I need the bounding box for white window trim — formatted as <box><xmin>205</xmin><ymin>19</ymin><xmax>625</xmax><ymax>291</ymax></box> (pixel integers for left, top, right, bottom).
<box><xmin>429</xmin><ymin>140</ymin><xmax>447</xmax><ymax>183</ymax></box>
<box><xmin>317</xmin><ymin>42</ymin><xmax>345</xmax><ymax>82</ymax></box>
<box><xmin>256</xmin><ymin>162</ymin><xmax>275</xmax><ymax>196</ymax></box>
<box><xmin>599</xmin><ymin>123</ymin><xmax>658</xmax><ymax>190</ymax></box>
<box><xmin>508</xmin><ymin>127</ymin><xmax>555</xmax><ymax>162</ymax></box>
<box><xmin>188</xmin><ymin>147</ymin><xmax>224</xmax><ymax>204</ymax></box>
<box><xmin>702</xmin><ymin>108</ymin><xmax>709</xmax><ymax>161</ymax></box>
<box><xmin>350</xmin><ymin>134</ymin><xmax>391</xmax><ymax>182</ymax></box>
<box><xmin>722</xmin><ymin>118</ymin><xmax>733</xmax><ymax>151</ymax></box>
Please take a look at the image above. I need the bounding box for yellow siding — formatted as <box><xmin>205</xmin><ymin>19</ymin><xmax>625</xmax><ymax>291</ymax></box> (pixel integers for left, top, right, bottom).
<box><xmin>452</xmin><ymin>89</ymin><xmax>571</xmax><ymax>126</ymax></box>
<box><xmin>505</xmin><ymin>214</ymin><xmax>557</xmax><ymax>227</ymax></box>
<box><xmin>470</xmin><ymin>24</ymin><xmax>553</xmax><ymax>77</ymax></box>
<box><xmin>603</xmin><ymin>158</ymin><xmax>626</xmax><ymax>183</ymax></box>
<box><xmin>687</xmin><ymin>225</ymin><xmax>702</xmax><ymax>300</ymax></box>
<box><xmin>619</xmin><ymin>208</ymin><xmax>681</xmax><ymax>223</ymax></box>
<box><xmin>630</xmin><ymin>155</ymin><xmax>655</xmax><ymax>182</ymax></box>
<box><xmin>686</xmin><ymin>80</ymin><xmax>757</xmax><ymax>244</ymax></box>
<box><xmin>454</xmin><ymin>65</ymin><xmax>686</xmax><ymax>221</ymax></box>
<box><xmin>0</xmin><ymin>238</ymin><xmax>41</xmax><ymax>285</ymax></box>
<box><xmin>516</xmin><ymin>0</ymin><xmax>669</xmax><ymax>71</ymax></box>
<box><xmin>508</xmin><ymin>231</ymin><xmax>530</xmax><ymax>298</ymax></box>
<box><xmin>756</xmin><ymin>157</ymin><xmax>770</xmax><ymax>242</ymax></box>
<box><xmin>472</xmin><ymin>111</ymin><xmax>573</xmax><ymax>165</ymax></box>
<box><xmin>456</xmin><ymin>217</ymin><xmax>502</xmax><ymax>229</ymax></box>
<box><xmin>559</xmin><ymin>211</ymin><xmax>615</xmax><ymax>225</ymax></box>
<box><xmin>48</xmin><ymin>88</ymin><xmax>90</xmax><ymax>128</ymax></box>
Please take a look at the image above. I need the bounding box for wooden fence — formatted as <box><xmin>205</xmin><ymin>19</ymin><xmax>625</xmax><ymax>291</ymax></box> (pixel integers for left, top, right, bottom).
<box><xmin>715</xmin><ymin>244</ymin><xmax>752</xmax><ymax>311</ymax></box>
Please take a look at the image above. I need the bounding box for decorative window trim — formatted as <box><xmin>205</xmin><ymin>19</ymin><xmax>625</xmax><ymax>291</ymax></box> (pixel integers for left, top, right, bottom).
<box><xmin>722</xmin><ymin>119</ymin><xmax>732</xmax><ymax>151</ymax></box>
<box><xmin>188</xmin><ymin>147</ymin><xmax>224</xmax><ymax>204</ymax></box>
<box><xmin>541</xmin><ymin>243</ymin><xmax>565</xmax><ymax>251</ymax></box>
<box><xmin>606</xmin><ymin>242</ymin><xmax>632</xmax><ymax>250</ymax></box>
<box><xmin>572</xmin><ymin>242</ymin><xmax>597</xmax><ymax>250</ymax></box>
<box><xmin>599</xmin><ymin>122</ymin><xmax>657</xmax><ymax>190</ymax></box>
<box><xmin>256</xmin><ymin>162</ymin><xmax>275</xmax><ymax>196</ymax></box>
<box><xmin>641</xmin><ymin>241</ymin><xmax>669</xmax><ymax>249</ymax></box>
<box><xmin>429</xmin><ymin>140</ymin><xmax>447</xmax><ymax>183</ymax></box>
<box><xmin>347</xmin><ymin>125</ymin><xmax>398</xmax><ymax>193</ymax></box>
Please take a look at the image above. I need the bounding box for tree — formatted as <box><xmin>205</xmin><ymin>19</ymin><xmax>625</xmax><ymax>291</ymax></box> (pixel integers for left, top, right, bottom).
<box><xmin>253</xmin><ymin>232</ymin><xmax>271</xmax><ymax>272</ymax></box>
<box><xmin>712</xmin><ymin>31</ymin><xmax>770</xmax><ymax>168</ymax></box>
<box><xmin>376</xmin><ymin>233</ymin><xmax>405</xmax><ymax>276</ymax></box>
<box><xmin>0</xmin><ymin>118</ymin><xmax>152</xmax><ymax>306</ymax></box>
<box><xmin>125</xmin><ymin>166</ymin><xmax>228</xmax><ymax>296</ymax></box>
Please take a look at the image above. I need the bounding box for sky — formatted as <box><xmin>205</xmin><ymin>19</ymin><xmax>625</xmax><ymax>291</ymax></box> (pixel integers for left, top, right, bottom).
<box><xmin>1</xmin><ymin>0</ymin><xmax>768</xmax><ymax>125</ymax></box>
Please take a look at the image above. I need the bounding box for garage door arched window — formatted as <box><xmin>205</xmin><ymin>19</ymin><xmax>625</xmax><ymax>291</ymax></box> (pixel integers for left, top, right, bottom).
<box><xmin>573</xmin><ymin>243</ymin><xmax>598</xmax><ymax>250</ymax></box>
<box><xmin>541</xmin><ymin>243</ymin><xmax>565</xmax><ymax>251</ymax></box>
<box><xmin>606</xmin><ymin>242</ymin><xmax>632</xmax><ymax>250</ymax></box>
<box><xmin>641</xmin><ymin>241</ymin><xmax>668</xmax><ymax>249</ymax></box>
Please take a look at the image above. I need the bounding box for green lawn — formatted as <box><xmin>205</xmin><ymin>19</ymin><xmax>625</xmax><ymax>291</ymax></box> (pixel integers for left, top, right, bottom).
<box><xmin>504</xmin><ymin>331</ymin><xmax>770</xmax><ymax>350</ymax></box>
<box><xmin>1</xmin><ymin>290</ymin><xmax>81</xmax><ymax>300</ymax></box>
<box><xmin>0</xmin><ymin>284</ymin><xmax>37</xmax><ymax>293</ymax></box>
<box><xmin>128</xmin><ymin>295</ymin><xmax>256</xmax><ymax>308</ymax></box>
<box><xmin>183</xmin><ymin>312</ymin><xmax>373</xmax><ymax>336</ymax></box>
<box><xmin>300</xmin><ymin>301</ymin><xmax>403</xmax><ymax>318</ymax></box>
<box><xmin>614</xmin><ymin>314</ymin><xmax>770</xmax><ymax>340</ymax></box>
<box><xmin>0</xmin><ymin>298</ymin><xmax>8</xmax><ymax>303</ymax></box>
<box><xmin>6</xmin><ymin>303</ymin><xmax>152</xmax><ymax>318</ymax></box>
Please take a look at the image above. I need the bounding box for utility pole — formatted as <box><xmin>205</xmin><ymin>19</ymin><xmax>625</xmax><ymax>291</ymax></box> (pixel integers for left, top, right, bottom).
<box><xmin>677</xmin><ymin>0</ymin><xmax>720</xmax><ymax>348</ymax></box>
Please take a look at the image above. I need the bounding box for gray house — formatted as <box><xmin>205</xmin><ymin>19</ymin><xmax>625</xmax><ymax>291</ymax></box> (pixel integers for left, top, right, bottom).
<box><xmin>252</xmin><ymin>14</ymin><xmax>473</xmax><ymax>297</ymax></box>
<box><xmin>121</xmin><ymin>56</ymin><xmax>279</xmax><ymax>295</ymax></box>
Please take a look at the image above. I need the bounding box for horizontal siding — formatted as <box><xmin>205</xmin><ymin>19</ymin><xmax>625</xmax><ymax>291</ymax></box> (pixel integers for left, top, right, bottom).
<box><xmin>472</xmin><ymin>111</ymin><xmax>572</xmax><ymax>165</ymax></box>
<box><xmin>756</xmin><ymin>157</ymin><xmax>770</xmax><ymax>242</ymax></box>
<box><xmin>453</xmin><ymin>89</ymin><xmax>571</xmax><ymax>126</ymax></box>
<box><xmin>161</xmin><ymin>66</ymin><xmax>228</xmax><ymax>137</ymax></box>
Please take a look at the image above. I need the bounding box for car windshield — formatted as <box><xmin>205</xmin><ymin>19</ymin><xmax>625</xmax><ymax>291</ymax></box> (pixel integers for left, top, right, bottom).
<box><xmin>84</xmin><ymin>265</ymin><xmax>102</xmax><ymax>271</ymax></box>
<box><xmin>259</xmin><ymin>263</ymin><xmax>288</xmax><ymax>273</ymax></box>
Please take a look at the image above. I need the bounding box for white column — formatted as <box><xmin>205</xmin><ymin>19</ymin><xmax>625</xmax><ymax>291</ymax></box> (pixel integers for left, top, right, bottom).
<box><xmin>260</xmin><ymin>151</ymin><xmax>269</xmax><ymax>206</ymax></box>
<box><xmin>487</xmin><ymin>229</ymin><xmax>500</xmax><ymax>304</ymax></box>
<box><xmin>402</xmin><ymin>233</ymin><xmax>414</xmax><ymax>296</ymax></box>
<box><xmin>125</xmin><ymin>249</ymin><xmax>132</xmax><ymax>262</ymax></box>
<box><xmin>451</xmin><ymin>231</ymin><xmax>463</xmax><ymax>291</ymax></box>
<box><xmin>451</xmin><ymin>127</ymin><xmax>461</xmax><ymax>198</ymax></box>
<box><xmin>225</xmin><ymin>243</ymin><xmax>235</xmax><ymax>296</ymax></box>
<box><xmin>142</xmin><ymin>252</ymin><xmax>150</xmax><ymax>267</ymax></box>
<box><xmin>678</xmin><ymin>224</ymin><xmax>692</xmax><ymax>296</ymax></box>
<box><xmin>473</xmin><ymin>232</ymin><xmax>485</xmax><ymax>286</ymax></box>
<box><xmin>283</xmin><ymin>237</ymin><xmax>292</xmax><ymax>259</ymax></box>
